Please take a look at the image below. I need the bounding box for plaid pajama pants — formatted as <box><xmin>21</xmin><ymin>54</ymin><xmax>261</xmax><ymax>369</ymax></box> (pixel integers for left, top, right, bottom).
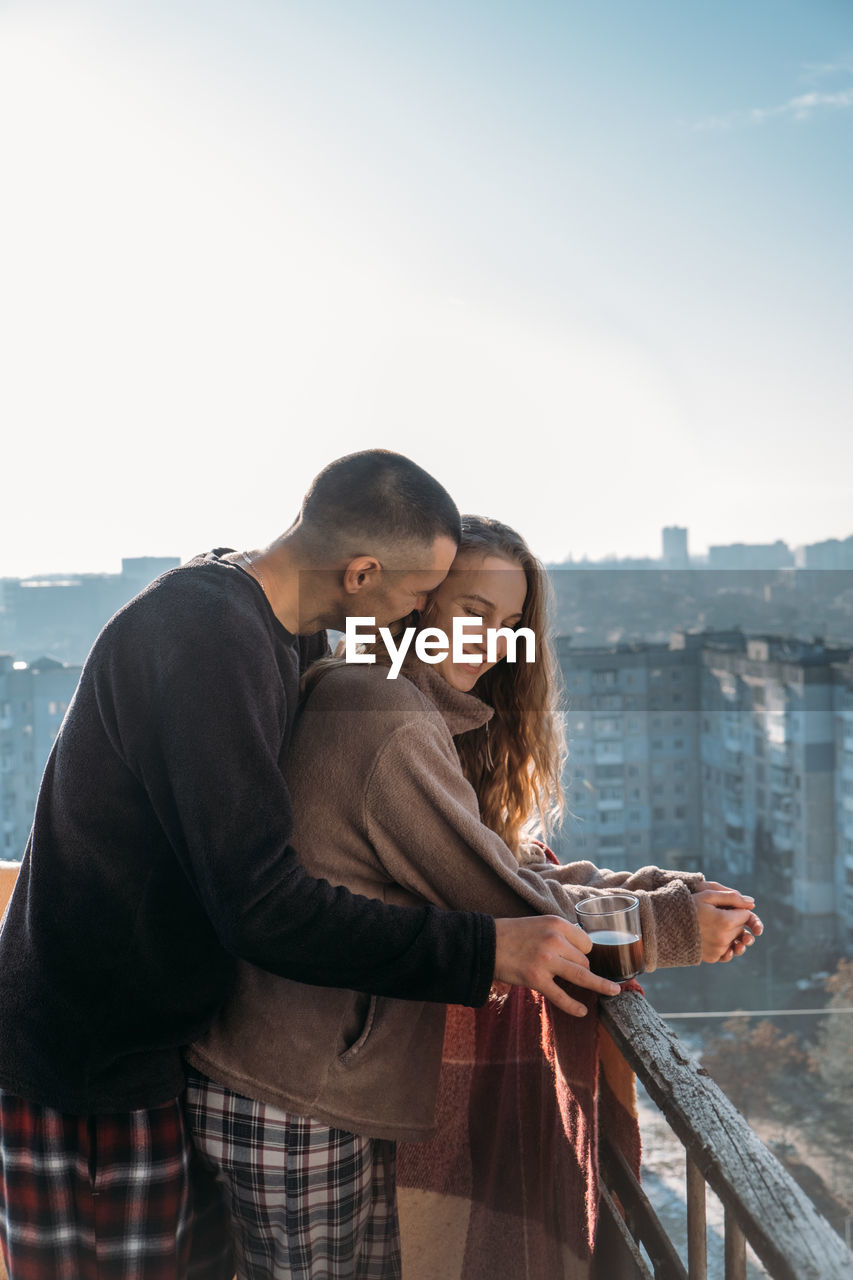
<box><xmin>0</xmin><ymin>1088</ymin><xmax>233</xmax><ymax>1280</ymax></box>
<box><xmin>184</xmin><ymin>1067</ymin><xmax>401</xmax><ymax>1280</ymax></box>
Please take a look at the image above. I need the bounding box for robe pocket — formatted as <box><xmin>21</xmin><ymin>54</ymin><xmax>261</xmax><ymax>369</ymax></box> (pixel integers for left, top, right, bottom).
<box><xmin>337</xmin><ymin>994</ymin><xmax>378</xmax><ymax>1064</ymax></box>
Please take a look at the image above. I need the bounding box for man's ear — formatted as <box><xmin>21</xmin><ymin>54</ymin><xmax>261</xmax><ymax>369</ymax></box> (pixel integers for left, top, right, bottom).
<box><xmin>342</xmin><ymin>555</ymin><xmax>382</xmax><ymax>596</ymax></box>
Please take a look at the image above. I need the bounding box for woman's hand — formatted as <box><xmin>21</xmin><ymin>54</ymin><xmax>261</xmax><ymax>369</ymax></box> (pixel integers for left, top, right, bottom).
<box><xmin>493</xmin><ymin>916</ymin><xmax>621</xmax><ymax>1015</ymax></box>
<box><xmin>693</xmin><ymin>888</ymin><xmax>764</xmax><ymax>963</ymax></box>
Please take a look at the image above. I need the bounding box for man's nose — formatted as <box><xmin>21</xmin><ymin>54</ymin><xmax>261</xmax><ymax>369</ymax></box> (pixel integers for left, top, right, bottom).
<box><xmin>414</xmin><ymin>593</ymin><xmax>429</xmax><ymax>612</ymax></box>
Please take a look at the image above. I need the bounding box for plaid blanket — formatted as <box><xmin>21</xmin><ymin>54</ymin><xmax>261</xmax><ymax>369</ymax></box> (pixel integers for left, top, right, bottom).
<box><xmin>396</xmin><ymin>980</ymin><xmax>641</xmax><ymax>1280</ymax></box>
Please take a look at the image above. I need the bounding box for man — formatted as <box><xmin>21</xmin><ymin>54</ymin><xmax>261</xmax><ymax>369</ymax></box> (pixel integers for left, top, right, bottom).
<box><xmin>0</xmin><ymin>450</ymin><xmax>619</xmax><ymax>1278</ymax></box>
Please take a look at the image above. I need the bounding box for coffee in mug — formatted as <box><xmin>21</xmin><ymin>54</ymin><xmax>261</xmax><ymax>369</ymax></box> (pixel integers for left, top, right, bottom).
<box><xmin>575</xmin><ymin>893</ymin><xmax>644</xmax><ymax>983</ymax></box>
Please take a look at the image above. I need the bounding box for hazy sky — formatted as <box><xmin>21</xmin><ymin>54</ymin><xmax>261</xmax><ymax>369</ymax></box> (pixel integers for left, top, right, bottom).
<box><xmin>1</xmin><ymin>0</ymin><xmax>851</xmax><ymax>576</ymax></box>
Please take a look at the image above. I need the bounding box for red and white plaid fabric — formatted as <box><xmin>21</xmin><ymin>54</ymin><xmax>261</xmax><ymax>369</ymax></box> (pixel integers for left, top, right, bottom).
<box><xmin>0</xmin><ymin>1089</ymin><xmax>233</xmax><ymax>1280</ymax></box>
<box><xmin>184</xmin><ymin>1066</ymin><xmax>400</xmax><ymax>1280</ymax></box>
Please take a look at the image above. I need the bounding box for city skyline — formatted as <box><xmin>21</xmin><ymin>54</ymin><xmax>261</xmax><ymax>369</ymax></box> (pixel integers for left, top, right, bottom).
<box><xmin>1</xmin><ymin>0</ymin><xmax>851</xmax><ymax>578</ymax></box>
<box><xmin>2</xmin><ymin>525</ymin><xmax>852</xmax><ymax>581</ymax></box>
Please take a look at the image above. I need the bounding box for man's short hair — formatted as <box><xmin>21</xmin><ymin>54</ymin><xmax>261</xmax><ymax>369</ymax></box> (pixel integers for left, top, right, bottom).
<box><xmin>298</xmin><ymin>450</ymin><xmax>461</xmax><ymax>563</ymax></box>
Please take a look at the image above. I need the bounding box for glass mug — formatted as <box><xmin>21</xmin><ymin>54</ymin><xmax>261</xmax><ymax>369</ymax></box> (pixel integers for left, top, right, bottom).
<box><xmin>575</xmin><ymin>893</ymin><xmax>644</xmax><ymax>983</ymax></box>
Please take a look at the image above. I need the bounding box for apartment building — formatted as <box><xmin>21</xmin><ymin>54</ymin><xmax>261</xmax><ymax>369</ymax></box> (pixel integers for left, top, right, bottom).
<box><xmin>557</xmin><ymin>631</ymin><xmax>853</xmax><ymax>946</ymax></box>
<box><xmin>2</xmin><ymin>556</ymin><xmax>180</xmax><ymax>664</ymax></box>
<box><xmin>554</xmin><ymin>635</ymin><xmax>705</xmax><ymax>876</ymax></box>
<box><xmin>700</xmin><ymin>636</ymin><xmax>847</xmax><ymax>942</ymax></box>
<box><xmin>834</xmin><ymin>660</ymin><xmax>853</xmax><ymax>937</ymax></box>
<box><xmin>0</xmin><ymin>654</ymin><xmax>81</xmax><ymax>859</ymax></box>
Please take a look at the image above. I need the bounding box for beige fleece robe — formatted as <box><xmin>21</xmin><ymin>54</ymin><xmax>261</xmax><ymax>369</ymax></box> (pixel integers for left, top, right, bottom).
<box><xmin>187</xmin><ymin>660</ymin><xmax>704</xmax><ymax>1141</ymax></box>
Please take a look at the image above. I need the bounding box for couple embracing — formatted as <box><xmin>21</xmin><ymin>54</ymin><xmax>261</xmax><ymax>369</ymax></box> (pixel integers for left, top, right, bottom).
<box><xmin>0</xmin><ymin>449</ymin><xmax>760</xmax><ymax>1279</ymax></box>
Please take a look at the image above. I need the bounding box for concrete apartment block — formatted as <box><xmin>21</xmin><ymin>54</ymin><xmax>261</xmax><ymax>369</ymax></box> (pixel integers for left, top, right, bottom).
<box><xmin>0</xmin><ymin>654</ymin><xmax>82</xmax><ymax>860</ymax></box>
<box><xmin>554</xmin><ymin>636</ymin><xmax>702</xmax><ymax>877</ymax></box>
<box><xmin>834</xmin><ymin>661</ymin><xmax>853</xmax><ymax>940</ymax></box>
<box><xmin>557</xmin><ymin>631</ymin><xmax>853</xmax><ymax>947</ymax></box>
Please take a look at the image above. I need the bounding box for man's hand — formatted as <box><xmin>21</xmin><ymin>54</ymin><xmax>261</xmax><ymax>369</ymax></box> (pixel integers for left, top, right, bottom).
<box><xmin>493</xmin><ymin>916</ymin><xmax>621</xmax><ymax>1016</ymax></box>
<box><xmin>694</xmin><ymin>888</ymin><xmax>764</xmax><ymax>963</ymax></box>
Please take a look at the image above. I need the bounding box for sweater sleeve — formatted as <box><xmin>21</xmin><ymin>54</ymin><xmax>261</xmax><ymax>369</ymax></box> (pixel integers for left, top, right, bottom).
<box><xmin>119</xmin><ymin>593</ymin><xmax>495</xmax><ymax>1007</ymax></box>
<box><xmin>364</xmin><ymin>717</ymin><xmax>702</xmax><ymax>971</ymax></box>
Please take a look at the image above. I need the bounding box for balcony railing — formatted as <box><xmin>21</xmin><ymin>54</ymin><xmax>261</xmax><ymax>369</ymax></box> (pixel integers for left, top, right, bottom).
<box><xmin>597</xmin><ymin>991</ymin><xmax>853</xmax><ymax>1280</ymax></box>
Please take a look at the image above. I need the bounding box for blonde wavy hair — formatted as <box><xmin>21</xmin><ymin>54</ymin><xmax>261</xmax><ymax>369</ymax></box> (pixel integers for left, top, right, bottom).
<box><xmin>421</xmin><ymin>516</ymin><xmax>567</xmax><ymax>860</ymax></box>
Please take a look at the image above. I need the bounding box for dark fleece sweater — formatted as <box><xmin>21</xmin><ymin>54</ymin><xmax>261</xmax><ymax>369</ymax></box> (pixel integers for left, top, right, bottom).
<box><xmin>0</xmin><ymin>552</ymin><xmax>495</xmax><ymax>1113</ymax></box>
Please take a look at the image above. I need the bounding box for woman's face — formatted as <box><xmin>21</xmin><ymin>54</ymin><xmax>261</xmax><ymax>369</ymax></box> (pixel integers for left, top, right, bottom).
<box><xmin>422</xmin><ymin>550</ymin><xmax>528</xmax><ymax>692</ymax></box>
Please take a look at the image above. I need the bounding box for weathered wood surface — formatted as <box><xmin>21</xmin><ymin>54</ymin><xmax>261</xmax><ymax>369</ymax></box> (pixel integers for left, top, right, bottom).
<box><xmin>598</xmin><ymin>1182</ymin><xmax>656</xmax><ymax>1280</ymax></box>
<box><xmin>600</xmin><ymin>1136</ymin><xmax>687</xmax><ymax>1280</ymax></box>
<box><xmin>686</xmin><ymin>1153</ymin><xmax>708</xmax><ymax>1280</ymax></box>
<box><xmin>600</xmin><ymin>991</ymin><xmax>853</xmax><ymax>1280</ymax></box>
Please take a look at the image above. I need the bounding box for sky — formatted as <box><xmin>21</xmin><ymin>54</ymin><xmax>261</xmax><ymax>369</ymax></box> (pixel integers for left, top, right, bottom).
<box><xmin>1</xmin><ymin>0</ymin><xmax>851</xmax><ymax>576</ymax></box>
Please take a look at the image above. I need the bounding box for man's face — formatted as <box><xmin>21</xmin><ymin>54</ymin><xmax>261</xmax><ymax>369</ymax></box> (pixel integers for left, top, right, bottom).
<box><xmin>355</xmin><ymin>534</ymin><xmax>458</xmax><ymax>628</ymax></box>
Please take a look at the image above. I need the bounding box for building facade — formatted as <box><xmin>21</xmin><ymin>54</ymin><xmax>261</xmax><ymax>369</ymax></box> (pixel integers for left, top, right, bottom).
<box><xmin>661</xmin><ymin>526</ymin><xmax>689</xmax><ymax>568</ymax></box>
<box><xmin>0</xmin><ymin>654</ymin><xmax>82</xmax><ymax>860</ymax></box>
<box><xmin>1</xmin><ymin>557</ymin><xmax>180</xmax><ymax>665</ymax></box>
<box><xmin>557</xmin><ymin>631</ymin><xmax>853</xmax><ymax>948</ymax></box>
<box><xmin>554</xmin><ymin>636</ymin><xmax>704</xmax><ymax>876</ymax></box>
<box><xmin>834</xmin><ymin>661</ymin><xmax>853</xmax><ymax>937</ymax></box>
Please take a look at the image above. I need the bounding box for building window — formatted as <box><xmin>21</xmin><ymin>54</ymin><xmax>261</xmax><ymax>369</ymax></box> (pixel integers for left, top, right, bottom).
<box><xmin>599</xmin><ymin>786</ymin><xmax>624</xmax><ymax>801</ymax></box>
<box><xmin>595</xmin><ymin>765</ymin><xmax>623</xmax><ymax>780</ymax></box>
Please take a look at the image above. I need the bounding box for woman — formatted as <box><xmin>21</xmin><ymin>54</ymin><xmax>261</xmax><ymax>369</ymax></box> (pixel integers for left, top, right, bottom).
<box><xmin>185</xmin><ymin>517</ymin><xmax>759</xmax><ymax>1280</ymax></box>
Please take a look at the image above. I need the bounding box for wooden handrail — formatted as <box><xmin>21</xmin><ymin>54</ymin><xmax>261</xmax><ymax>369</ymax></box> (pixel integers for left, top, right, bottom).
<box><xmin>599</xmin><ymin>991</ymin><xmax>853</xmax><ymax>1280</ymax></box>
